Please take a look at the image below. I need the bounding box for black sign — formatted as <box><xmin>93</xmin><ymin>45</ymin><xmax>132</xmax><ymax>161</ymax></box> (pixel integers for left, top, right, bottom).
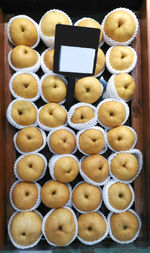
<box><xmin>53</xmin><ymin>24</ymin><xmax>100</xmax><ymax>78</ymax></box>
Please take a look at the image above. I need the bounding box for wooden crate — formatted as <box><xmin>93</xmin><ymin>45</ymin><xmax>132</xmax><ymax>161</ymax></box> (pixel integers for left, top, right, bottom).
<box><xmin>0</xmin><ymin>0</ymin><xmax>150</xmax><ymax>250</ymax></box>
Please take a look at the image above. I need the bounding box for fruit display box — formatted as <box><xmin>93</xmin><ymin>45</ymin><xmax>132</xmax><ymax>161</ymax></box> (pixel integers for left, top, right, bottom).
<box><xmin>0</xmin><ymin>0</ymin><xmax>150</xmax><ymax>251</ymax></box>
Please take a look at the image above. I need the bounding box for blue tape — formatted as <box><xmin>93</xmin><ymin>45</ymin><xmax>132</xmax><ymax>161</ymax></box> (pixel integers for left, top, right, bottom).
<box><xmin>99</xmin><ymin>78</ymin><xmax>108</xmax><ymax>88</ymax></box>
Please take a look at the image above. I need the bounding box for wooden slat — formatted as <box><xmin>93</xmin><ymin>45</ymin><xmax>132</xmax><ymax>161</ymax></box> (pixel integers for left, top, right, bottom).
<box><xmin>0</xmin><ymin>8</ymin><xmax>6</xmax><ymax>249</ymax></box>
<box><xmin>131</xmin><ymin>18</ymin><xmax>146</xmax><ymax>238</ymax></box>
<box><xmin>140</xmin><ymin>0</ymin><xmax>150</xmax><ymax>241</ymax></box>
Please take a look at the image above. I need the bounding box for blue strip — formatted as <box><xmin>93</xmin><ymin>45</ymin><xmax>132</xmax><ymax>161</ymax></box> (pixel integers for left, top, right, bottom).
<box><xmin>99</xmin><ymin>78</ymin><xmax>108</xmax><ymax>88</ymax></box>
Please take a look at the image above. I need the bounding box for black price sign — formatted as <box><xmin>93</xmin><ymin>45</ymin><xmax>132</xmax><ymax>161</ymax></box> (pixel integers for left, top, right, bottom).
<box><xmin>53</xmin><ymin>24</ymin><xmax>100</xmax><ymax>108</ymax></box>
<box><xmin>54</xmin><ymin>24</ymin><xmax>100</xmax><ymax>77</ymax></box>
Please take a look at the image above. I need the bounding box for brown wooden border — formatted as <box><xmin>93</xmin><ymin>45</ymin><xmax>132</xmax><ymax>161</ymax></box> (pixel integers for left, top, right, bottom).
<box><xmin>0</xmin><ymin>8</ymin><xmax>6</xmax><ymax>249</ymax></box>
<box><xmin>140</xmin><ymin>0</ymin><xmax>150</xmax><ymax>241</ymax></box>
<box><xmin>131</xmin><ymin>15</ymin><xmax>146</xmax><ymax>237</ymax></box>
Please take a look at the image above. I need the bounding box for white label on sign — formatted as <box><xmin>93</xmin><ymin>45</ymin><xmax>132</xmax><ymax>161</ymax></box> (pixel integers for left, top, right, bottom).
<box><xmin>59</xmin><ymin>45</ymin><xmax>95</xmax><ymax>74</ymax></box>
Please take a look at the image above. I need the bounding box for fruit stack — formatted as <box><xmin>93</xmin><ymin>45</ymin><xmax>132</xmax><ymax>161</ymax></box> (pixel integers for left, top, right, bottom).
<box><xmin>7</xmin><ymin>8</ymin><xmax>142</xmax><ymax>249</ymax></box>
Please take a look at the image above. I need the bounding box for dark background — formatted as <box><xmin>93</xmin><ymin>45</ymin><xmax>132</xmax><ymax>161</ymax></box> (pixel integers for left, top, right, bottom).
<box><xmin>0</xmin><ymin>0</ymin><xmax>143</xmax><ymax>14</ymax></box>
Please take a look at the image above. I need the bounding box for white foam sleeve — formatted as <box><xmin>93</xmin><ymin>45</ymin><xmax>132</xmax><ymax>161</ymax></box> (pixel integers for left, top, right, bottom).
<box><xmin>72</xmin><ymin>181</ymin><xmax>102</xmax><ymax>213</ymax></box>
<box><xmin>8</xmin><ymin>49</ymin><xmax>41</xmax><ymax>73</ymax></box>
<box><xmin>14</xmin><ymin>152</ymin><xmax>47</xmax><ymax>182</ymax></box>
<box><xmin>101</xmin><ymin>8</ymin><xmax>139</xmax><ymax>46</ymax></box>
<box><xmin>47</xmin><ymin>126</ymin><xmax>77</xmax><ymax>155</ymax></box>
<box><xmin>39</xmin><ymin>72</ymin><xmax>67</xmax><ymax>104</ymax></box>
<box><xmin>42</xmin><ymin>207</ymin><xmax>78</xmax><ymax>246</ymax></box>
<box><xmin>7</xmin><ymin>15</ymin><xmax>40</xmax><ymax>48</ymax></box>
<box><xmin>108</xmin><ymin>149</ymin><xmax>143</xmax><ymax>183</ymax></box>
<box><xmin>9</xmin><ymin>71</ymin><xmax>40</xmax><ymax>102</ymax></box>
<box><xmin>6</xmin><ymin>98</ymin><xmax>38</xmax><ymax>129</ymax></box>
<box><xmin>102</xmin><ymin>179</ymin><xmax>135</xmax><ymax>213</ymax></box>
<box><xmin>49</xmin><ymin>154</ymin><xmax>79</xmax><ymax>181</ymax></box>
<box><xmin>77</xmin><ymin>211</ymin><xmax>109</xmax><ymax>245</ymax></box>
<box><xmin>76</xmin><ymin>126</ymin><xmax>107</xmax><ymax>156</ymax></box>
<box><xmin>105</xmin><ymin>46</ymin><xmax>137</xmax><ymax>75</ymax></box>
<box><xmin>13</xmin><ymin>127</ymin><xmax>47</xmax><ymax>155</ymax></box>
<box><xmin>79</xmin><ymin>156</ymin><xmax>110</xmax><ymax>186</ymax></box>
<box><xmin>107</xmin><ymin>209</ymin><xmax>141</xmax><ymax>244</ymax></box>
<box><xmin>67</xmin><ymin>102</ymin><xmax>97</xmax><ymax>130</ymax></box>
<box><xmin>106</xmin><ymin>125</ymin><xmax>137</xmax><ymax>152</ymax></box>
<box><xmin>96</xmin><ymin>98</ymin><xmax>130</xmax><ymax>129</ymax></box>
<box><xmin>9</xmin><ymin>180</ymin><xmax>41</xmax><ymax>212</ymax></box>
<box><xmin>39</xmin><ymin>9</ymin><xmax>72</xmax><ymax>48</ymax></box>
<box><xmin>37</xmin><ymin>104</ymin><xmax>68</xmax><ymax>131</ymax></box>
<box><xmin>8</xmin><ymin>210</ymin><xmax>43</xmax><ymax>249</ymax></box>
